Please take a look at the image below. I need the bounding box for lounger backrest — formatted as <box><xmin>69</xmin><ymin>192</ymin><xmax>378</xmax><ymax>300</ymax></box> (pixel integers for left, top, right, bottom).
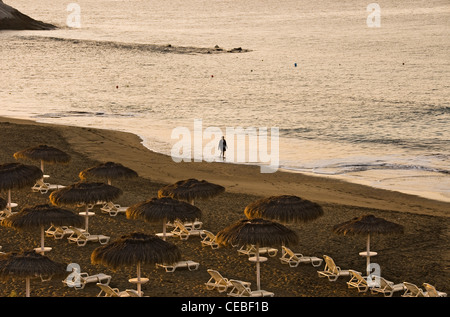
<box><xmin>403</xmin><ymin>282</ymin><xmax>424</xmax><ymax>297</ymax></box>
<box><xmin>204</xmin><ymin>231</ymin><xmax>216</xmax><ymax>240</ymax></box>
<box><xmin>97</xmin><ymin>283</ymin><xmax>118</xmax><ymax>297</ymax></box>
<box><xmin>283</xmin><ymin>247</ymin><xmax>298</xmax><ymax>260</ymax></box>
<box><xmin>323</xmin><ymin>255</ymin><xmax>338</xmax><ymax>274</ymax></box>
<box><xmin>423</xmin><ymin>283</ymin><xmax>438</xmax><ymax>297</ymax></box>
<box><xmin>378</xmin><ymin>277</ymin><xmax>391</xmax><ymax>290</ymax></box>
<box><xmin>229</xmin><ymin>280</ymin><xmax>250</xmax><ymax>296</ymax></box>
<box><xmin>349</xmin><ymin>270</ymin><xmax>365</xmax><ymax>282</ymax></box>
<box><xmin>208</xmin><ymin>269</ymin><xmax>226</xmax><ymax>284</ymax></box>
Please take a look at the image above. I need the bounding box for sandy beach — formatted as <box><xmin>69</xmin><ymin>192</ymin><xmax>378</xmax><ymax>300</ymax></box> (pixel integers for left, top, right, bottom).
<box><xmin>0</xmin><ymin>116</ymin><xmax>448</xmax><ymax>298</ymax></box>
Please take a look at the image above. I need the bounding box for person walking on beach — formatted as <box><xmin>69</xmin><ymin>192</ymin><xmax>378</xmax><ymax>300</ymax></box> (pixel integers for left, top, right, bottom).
<box><xmin>218</xmin><ymin>136</ymin><xmax>227</xmax><ymax>159</ymax></box>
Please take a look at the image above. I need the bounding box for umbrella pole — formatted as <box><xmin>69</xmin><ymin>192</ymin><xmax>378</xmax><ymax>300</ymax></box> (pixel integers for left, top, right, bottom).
<box><xmin>40</xmin><ymin>225</ymin><xmax>45</xmax><ymax>253</ymax></box>
<box><xmin>25</xmin><ymin>277</ymin><xmax>30</xmax><ymax>297</ymax></box>
<box><xmin>256</xmin><ymin>243</ymin><xmax>261</xmax><ymax>291</ymax></box>
<box><xmin>107</xmin><ymin>178</ymin><xmax>111</xmax><ymax>185</ymax></box>
<box><xmin>8</xmin><ymin>189</ymin><xmax>12</xmax><ymax>213</ymax></box>
<box><xmin>162</xmin><ymin>217</ymin><xmax>167</xmax><ymax>241</ymax></box>
<box><xmin>366</xmin><ymin>233</ymin><xmax>371</xmax><ymax>275</ymax></box>
<box><xmin>137</xmin><ymin>262</ymin><xmax>142</xmax><ymax>297</ymax></box>
<box><xmin>84</xmin><ymin>205</ymin><xmax>89</xmax><ymax>232</ymax></box>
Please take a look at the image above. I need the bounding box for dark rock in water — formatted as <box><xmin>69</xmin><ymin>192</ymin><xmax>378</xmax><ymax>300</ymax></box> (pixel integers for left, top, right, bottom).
<box><xmin>0</xmin><ymin>0</ymin><xmax>56</xmax><ymax>30</ymax></box>
<box><xmin>228</xmin><ymin>47</ymin><xmax>243</xmax><ymax>53</ymax></box>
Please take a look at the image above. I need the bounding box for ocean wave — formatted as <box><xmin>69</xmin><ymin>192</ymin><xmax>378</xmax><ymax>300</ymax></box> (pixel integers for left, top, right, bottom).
<box><xmin>32</xmin><ymin>111</ymin><xmax>136</xmax><ymax>119</ymax></box>
<box><xmin>15</xmin><ymin>35</ymin><xmax>251</xmax><ymax>55</ymax></box>
<box><xmin>310</xmin><ymin>162</ymin><xmax>450</xmax><ymax>176</ymax></box>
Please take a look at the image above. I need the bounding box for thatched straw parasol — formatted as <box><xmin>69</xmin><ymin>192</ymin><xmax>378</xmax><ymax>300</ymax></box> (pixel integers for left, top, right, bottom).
<box><xmin>126</xmin><ymin>197</ymin><xmax>202</xmax><ymax>240</ymax></box>
<box><xmin>0</xmin><ymin>250</ymin><xmax>66</xmax><ymax>297</ymax></box>
<box><xmin>49</xmin><ymin>181</ymin><xmax>122</xmax><ymax>232</ymax></box>
<box><xmin>158</xmin><ymin>178</ymin><xmax>225</xmax><ymax>205</ymax></box>
<box><xmin>216</xmin><ymin>218</ymin><xmax>298</xmax><ymax>290</ymax></box>
<box><xmin>244</xmin><ymin>195</ymin><xmax>324</xmax><ymax>224</ymax></box>
<box><xmin>2</xmin><ymin>204</ymin><xmax>84</xmax><ymax>255</ymax></box>
<box><xmin>91</xmin><ymin>232</ymin><xmax>181</xmax><ymax>296</ymax></box>
<box><xmin>79</xmin><ymin>161</ymin><xmax>138</xmax><ymax>185</ymax></box>
<box><xmin>0</xmin><ymin>163</ymin><xmax>43</xmax><ymax>213</ymax></box>
<box><xmin>333</xmin><ymin>214</ymin><xmax>404</xmax><ymax>274</ymax></box>
<box><xmin>13</xmin><ymin>144</ymin><xmax>71</xmax><ymax>175</ymax></box>
<box><xmin>244</xmin><ymin>195</ymin><xmax>324</xmax><ymax>255</ymax></box>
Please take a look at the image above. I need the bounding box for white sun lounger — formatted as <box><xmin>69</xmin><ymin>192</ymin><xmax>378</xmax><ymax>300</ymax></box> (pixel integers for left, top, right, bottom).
<box><xmin>346</xmin><ymin>270</ymin><xmax>371</xmax><ymax>293</ymax></box>
<box><xmin>100</xmin><ymin>202</ymin><xmax>128</xmax><ymax>216</ymax></box>
<box><xmin>402</xmin><ymin>282</ymin><xmax>428</xmax><ymax>297</ymax></box>
<box><xmin>63</xmin><ymin>271</ymin><xmax>112</xmax><ymax>290</ymax></box>
<box><xmin>46</xmin><ymin>225</ymin><xmax>86</xmax><ymax>240</ymax></box>
<box><xmin>201</xmin><ymin>231</ymin><xmax>220</xmax><ymax>249</ymax></box>
<box><xmin>370</xmin><ymin>277</ymin><xmax>405</xmax><ymax>297</ymax></box>
<box><xmin>67</xmin><ymin>227</ymin><xmax>110</xmax><ymax>246</ymax></box>
<box><xmin>156</xmin><ymin>260</ymin><xmax>200</xmax><ymax>272</ymax></box>
<box><xmin>422</xmin><ymin>283</ymin><xmax>447</xmax><ymax>297</ymax></box>
<box><xmin>205</xmin><ymin>269</ymin><xmax>250</xmax><ymax>293</ymax></box>
<box><xmin>317</xmin><ymin>255</ymin><xmax>350</xmax><ymax>281</ymax></box>
<box><xmin>227</xmin><ymin>279</ymin><xmax>274</xmax><ymax>297</ymax></box>
<box><xmin>279</xmin><ymin>246</ymin><xmax>323</xmax><ymax>267</ymax></box>
<box><xmin>171</xmin><ymin>220</ymin><xmax>206</xmax><ymax>240</ymax></box>
<box><xmin>96</xmin><ymin>283</ymin><xmax>141</xmax><ymax>297</ymax></box>
<box><xmin>32</xmin><ymin>179</ymin><xmax>65</xmax><ymax>194</ymax></box>
<box><xmin>238</xmin><ymin>244</ymin><xmax>278</xmax><ymax>257</ymax></box>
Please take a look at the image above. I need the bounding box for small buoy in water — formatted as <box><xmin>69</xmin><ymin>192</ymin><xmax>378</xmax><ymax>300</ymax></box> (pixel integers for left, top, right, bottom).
<box><xmin>211</xmin><ymin>75</ymin><xmax>214</xmax><ymax>78</ymax></box>
<box><xmin>294</xmin><ymin>63</ymin><xmax>297</xmax><ymax>67</ymax></box>
<box><xmin>116</xmin><ymin>85</ymin><xmax>119</xmax><ymax>89</ymax></box>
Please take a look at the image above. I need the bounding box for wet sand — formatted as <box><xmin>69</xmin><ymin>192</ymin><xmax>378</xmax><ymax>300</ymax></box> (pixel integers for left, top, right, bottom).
<box><xmin>0</xmin><ymin>116</ymin><xmax>448</xmax><ymax>298</ymax></box>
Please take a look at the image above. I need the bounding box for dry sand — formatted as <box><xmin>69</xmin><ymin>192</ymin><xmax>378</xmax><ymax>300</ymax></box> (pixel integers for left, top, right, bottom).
<box><xmin>0</xmin><ymin>116</ymin><xmax>448</xmax><ymax>298</ymax></box>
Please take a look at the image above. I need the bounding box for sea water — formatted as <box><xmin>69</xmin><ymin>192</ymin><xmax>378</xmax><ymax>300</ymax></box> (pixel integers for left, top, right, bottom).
<box><xmin>1</xmin><ymin>0</ymin><xmax>449</xmax><ymax>202</ymax></box>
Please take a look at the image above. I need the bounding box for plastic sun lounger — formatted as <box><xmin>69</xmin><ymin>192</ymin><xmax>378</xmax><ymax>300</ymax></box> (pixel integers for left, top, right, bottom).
<box><xmin>96</xmin><ymin>283</ymin><xmax>142</xmax><ymax>297</ymax></box>
<box><xmin>167</xmin><ymin>219</ymin><xmax>203</xmax><ymax>230</ymax></box>
<box><xmin>31</xmin><ymin>179</ymin><xmax>65</xmax><ymax>194</ymax></box>
<box><xmin>100</xmin><ymin>201</ymin><xmax>128</xmax><ymax>216</ymax></box>
<box><xmin>67</xmin><ymin>227</ymin><xmax>110</xmax><ymax>246</ymax></box>
<box><xmin>238</xmin><ymin>245</ymin><xmax>278</xmax><ymax>257</ymax></box>
<box><xmin>279</xmin><ymin>246</ymin><xmax>323</xmax><ymax>267</ymax></box>
<box><xmin>201</xmin><ymin>231</ymin><xmax>220</xmax><ymax>249</ymax></box>
<box><xmin>63</xmin><ymin>271</ymin><xmax>112</xmax><ymax>290</ymax></box>
<box><xmin>156</xmin><ymin>260</ymin><xmax>200</xmax><ymax>272</ymax></box>
<box><xmin>227</xmin><ymin>279</ymin><xmax>274</xmax><ymax>297</ymax></box>
<box><xmin>346</xmin><ymin>270</ymin><xmax>371</xmax><ymax>293</ymax></box>
<box><xmin>422</xmin><ymin>283</ymin><xmax>447</xmax><ymax>297</ymax></box>
<box><xmin>317</xmin><ymin>255</ymin><xmax>350</xmax><ymax>282</ymax></box>
<box><xmin>46</xmin><ymin>225</ymin><xmax>86</xmax><ymax>240</ymax></box>
<box><xmin>402</xmin><ymin>282</ymin><xmax>429</xmax><ymax>297</ymax></box>
<box><xmin>204</xmin><ymin>269</ymin><xmax>251</xmax><ymax>293</ymax></box>
<box><xmin>170</xmin><ymin>220</ymin><xmax>206</xmax><ymax>240</ymax></box>
<box><xmin>370</xmin><ymin>277</ymin><xmax>405</xmax><ymax>297</ymax></box>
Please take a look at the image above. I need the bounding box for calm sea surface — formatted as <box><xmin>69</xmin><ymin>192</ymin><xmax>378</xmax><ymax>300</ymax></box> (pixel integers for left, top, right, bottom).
<box><xmin>1</xmin><ymin>0</ymin><xmax>449</xmax><ymax>202</ymax></box>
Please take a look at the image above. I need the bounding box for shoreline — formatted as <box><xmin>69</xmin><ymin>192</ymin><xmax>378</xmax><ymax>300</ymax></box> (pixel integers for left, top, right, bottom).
<box><xmin>1</xmin><ymin>115</ymin><xmax>449</xmax><ymax>218</ymax></box>
<box><xmin>0</xmin><ymin>115</ymin><xmax>448</xmax><ymax>297</ymax></box>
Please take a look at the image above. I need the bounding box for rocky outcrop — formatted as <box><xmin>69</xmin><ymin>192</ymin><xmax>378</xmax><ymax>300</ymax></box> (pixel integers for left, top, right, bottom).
<box><xmin>0</xmin><ymin>1</ymin><xmax>55</xmax><ymax>30</ymax></box>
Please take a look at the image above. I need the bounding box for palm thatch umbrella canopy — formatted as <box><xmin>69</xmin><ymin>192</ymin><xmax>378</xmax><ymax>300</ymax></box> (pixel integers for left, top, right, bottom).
<box><xmin>13</xmin><ymin>144</ymin><xmax>71</xmax><ymax>174</ymax></box>
<box><xmin>2</xmin><ymin>204</ymin><xmax>84</xmax><ymax>254</ymax></box>
<box><xmin>49</xmin><ymin>181</ymin><xmax>122</xmax><ymax>232</ymax></box>
<box><xmin>0</xmin><ymin>250</ymin><xmax>66</xmax><ymax>297</ymax></box>
<box><xmin>158</xmin><ymin>178</ymin><xmax>225</xmax><ymax>205</ymax></box>
<box><xmin>0</xmin><ymin>163</ymin><xmax>43</xmax><ymax>213</ymax></box>
<box><xmin>126</xmin><ymin>197</ymin><xmax>202</xmax><ymax>240</ymax></box>
<box><xmin>216</xmin><ymin>218</ymin><xmax>298</xmax><ymax>290</ymax></box>
<box><xmin>244</xmin><ymin>195</ymin><xmax>324</xmax><ymax>224</ymax></box>
<box><xmin>79</xmin><ymin>161</ymin><xmax>138</xmax><ymax>185</ymax></box>
<box><xmin>91</xmin><ymin>232</ymin><xmax>181</xmax><ymax>296</ymax></box>
<box><xmin>333</xmin><ymin>214</ymin><xmax>404</xmax><ymax>274</ymax></box>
